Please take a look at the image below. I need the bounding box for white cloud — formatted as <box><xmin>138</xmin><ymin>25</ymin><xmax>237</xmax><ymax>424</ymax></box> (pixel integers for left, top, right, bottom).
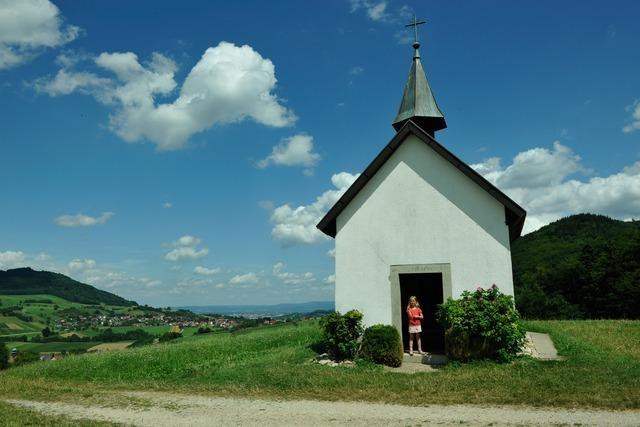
<box><xmin>229</xmin><ymin>272</ymin><xmax>259</xmax><ymax>285</ymax></box>
<box><xmin>67</xmin><ymin>258</ymin><xmax>96</xmax><ymax>271</ymax></box>
<box><xmin>165</xmin><ymin>247</ymin><xmax>208</xmax><ymax>262</ymax></box>
<box><xmin>327</xmin><ymin>248</ymin><xmax>336</xmax><ymax>258</ymax></box>
<box><xmin>55</xmin><ymin>211</ymin><xmax>113</xmax><ymax>228</ymax></box>
<box><xmin>257</xmin><ymin>134</ymin><xmax>321</xmax><ymax>172</ymax></box>
<box><xmin>349</xmin><ymin>66</ymin><xmax>364</xmax><ymax>75</ymax></box>
<box><xmin>324</xmin><ymin>274</ymin><xmax>335</xmax><ymax>284</ymax></box>
<box><xmin>171</xmin><ymin>235</ymin><xmax>200</xmax><ymax>247</ymax></box>
<box><xmin>272</xmin><ymin>262</ymin><xmax>315</xmax><ymax>285</ymax></box>
<box><xmin>0</xmin><ymin>0</ymin><xmax>80</xmax><ymax>69</ymax></box>
<box><xmin>165</xmin><ymin>234</ymin><xmax>209</xmax><ymax>262</ymax></box>
<box><xmin>350</xmin><ymin>0</ymin><xmax>389</xmax><ymax>21</ymax></box>
<box><xmin>269</xmin><ymin>172</ymin><xmax>358</xmax><ymax>245</ymax></box>
<box><xmin>36</xmin><ymin>42</ymin><xmax>296</xmax><ymax>150</ymax></box>
<box><xmin>471</xmin><ymin>142</ymin><xmax>640</xmax><ymax>234</ymax></box>
<box><xmin>34</xmin><ymin>68</ymin><xmax>111</xmax><ymax>97</ymax></box>
<box><xmin>0</xmin><ymin>250</ymin><xmax>26</xmax><ymax>269</ymax></box>
<box><xmin>622</xmin><ymin>99</ymin><xmax>640</xmax><ymax>133</ymax></box>
<box><xmin>193</xmin><ymin>266</ymin><xmax>221</xmax><ymax>276</ymax></box>
<box><xmin>162</xmin><ymin>202</ymin><xmax>173</xmax><ymax>209</ymax></box>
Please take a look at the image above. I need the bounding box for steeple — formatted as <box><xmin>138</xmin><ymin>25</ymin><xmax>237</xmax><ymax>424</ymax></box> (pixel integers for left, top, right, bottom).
<box><xmin>392</xmin><ymin>16</ymin><xmax>447</xmax><ymax>136</ymax></box>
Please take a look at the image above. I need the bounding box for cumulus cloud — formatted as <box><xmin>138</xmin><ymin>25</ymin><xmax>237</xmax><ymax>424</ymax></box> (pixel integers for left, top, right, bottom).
<box><xmin>269</xmin><ymin>172</ymin><xmax>358</xmax><ymax>245</ymax></box>
<box><xmin>471</xmin><ymin>142</ymin><xmax>640</xmax><ymax>233</ymax></box>
<box><xmin>0</xmin><ymin>0</ymin><xmax>80</xmax><ymax>69</ymax></box>
<box><xmin>272</xmin><ymin>262</ymin><xmax>315</xmax><ymax>285</ymax></box>
<box><xmin>55</xmin><ymin>212</ymin><xmax>113</xmax><ymax>228</ymax></box>
<box><xmin>623</xmin><ymin>99</ymin><xmax>640</xmax><ymax>133</ymax></box>
<box><xmin>257</xmin><ymin>133</ymin><xmax>321</xmax><ymax>173</ymax></box>
<box><xmin>327</xmin><ymin>248</ymin><xmax>336</xmax><ymax>258</ymax></box>
<box><xmin>162</xmin><ymin>202</ymin><xmax>173</xmax><ymax>209</ymax></box>
<box><xmin>229</xmin><ymin>272</ymin><xmax>259</xmax><ymax>285</ymax></box>
<box><xmin>164</xmin><ymin>235</ymin><xmax>209</xmax><ymax>262</ymax></box>
<box><xmin>193</xmin><ymin>266</ymin><xmax>221</xmax><ymax>276</ymax></box>
<box><xmin>67</xmin><ymin>258</ymin><xmax>96</xmax><ymax>271</ymax></box>
<box><xmin>350</xmin><ymin>0</ymin><xmax>389</xmax><ymax>21</ymax></box>
<box><xmin>324</xmin><ymin>274</ymin><xmax>336</xmax><ymax>284</ymax></box>
<box><xmin>35</xmin><ymin>42</ymin><xmax>296</xmax><ymax>150</ymax></box>
<box><xmin>0</xmin><ymin>250</ymin><xmax>26</xmax><ymax>269</ymax></box>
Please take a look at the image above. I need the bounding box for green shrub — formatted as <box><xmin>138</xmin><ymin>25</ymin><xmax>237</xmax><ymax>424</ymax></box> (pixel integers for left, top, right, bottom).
<box><xmin>319</xmin><ymin>310</ymin><xmax>363</xmax><ymax>361</ymax></box>
<box><xmin>437</xmin><ymin>285</ymin><xmax>526</xmax><ymax>362</ymax></box>
<box><xmin>159</xmin><ymin>332</ymin><xmax>182</xmax><ymax>342</ymax></box>
<box><xmin>0</xmin><ymin>343</ymin><xmax>8</xmax><ymax>370</ymax></box>
<box><xmin>12</xmin><ymin>351</ymin><xmax>40</xmax><ymax>367</ymax></box>
<box><xmin>358</xmin><ymin>324</ymin><xmax>403</xmax><ymax>367</ymax></box>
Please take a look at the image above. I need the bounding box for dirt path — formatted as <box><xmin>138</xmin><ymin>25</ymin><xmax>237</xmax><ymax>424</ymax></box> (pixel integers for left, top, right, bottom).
<box><xmin>6</xmin><ymin>392</ymin><xmax>640</xmax><ymax>426</ymax></box>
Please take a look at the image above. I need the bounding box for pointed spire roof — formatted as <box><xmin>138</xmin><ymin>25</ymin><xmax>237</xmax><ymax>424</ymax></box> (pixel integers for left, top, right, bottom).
<box><xmin>392</xmin><ymin>32</ymin><xmax>447</xmax><ymax>134</ymax></box>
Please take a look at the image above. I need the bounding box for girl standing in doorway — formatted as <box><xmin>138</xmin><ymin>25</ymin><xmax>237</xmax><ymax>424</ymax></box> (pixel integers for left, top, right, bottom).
<box><xmin>406</xmin><ymin>296</ymin><xmax>424</xmax><ymax>355</ymax></box>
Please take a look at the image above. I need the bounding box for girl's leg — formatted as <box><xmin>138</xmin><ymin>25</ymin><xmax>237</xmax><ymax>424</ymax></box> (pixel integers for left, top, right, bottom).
<box><xmin>408</xmin><ymin>333</ymin><xmax>414</xmax><ymax>355</ymax></box>
<box><xmin>417</xmin><ymin>334</ymin><xmax>423</xmax><ymax>354</ymax></box>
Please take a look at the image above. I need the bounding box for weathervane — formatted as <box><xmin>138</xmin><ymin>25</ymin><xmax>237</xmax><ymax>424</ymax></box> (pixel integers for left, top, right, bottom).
<box><xmin>405</xmin><ymin>14</ymin><xmax>426</xmax><ymax>49</ymax></box>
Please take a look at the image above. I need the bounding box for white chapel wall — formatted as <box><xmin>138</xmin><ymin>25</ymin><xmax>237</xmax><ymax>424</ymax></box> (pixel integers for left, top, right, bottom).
<box><xmin>334</xmin><ymin>134</ymin><xmax>514</xmax><ymax>327</ymax></box>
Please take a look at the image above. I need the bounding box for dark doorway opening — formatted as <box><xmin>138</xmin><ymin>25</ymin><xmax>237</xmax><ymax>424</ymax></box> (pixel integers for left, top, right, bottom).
<box><xmin>399</xmin><ymin>272</ymin><xmax>445</xmax><ymax>353</ymax></box>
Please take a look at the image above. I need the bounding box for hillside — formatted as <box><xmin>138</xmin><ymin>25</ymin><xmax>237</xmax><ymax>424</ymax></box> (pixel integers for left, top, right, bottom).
<box><xmin>1</xmin><ymin>319</ymin><xmax>639</xmax><ymax>411</ymax></box>
<box><xmin>512</xmin><ymin>214</ymin><xmax>640</xmax><ymax>319</ymax></box>
<box><xmin>0</xmin><ymin>268</ymin><xmax>136</xmax><ymax>307</ymax></box>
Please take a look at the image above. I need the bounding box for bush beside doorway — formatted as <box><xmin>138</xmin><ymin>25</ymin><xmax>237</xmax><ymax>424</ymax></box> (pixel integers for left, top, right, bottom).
<box><xmin>437</xmin><ymin>285</ymin><xmax>526</xmax><ymax>362</ymax></box>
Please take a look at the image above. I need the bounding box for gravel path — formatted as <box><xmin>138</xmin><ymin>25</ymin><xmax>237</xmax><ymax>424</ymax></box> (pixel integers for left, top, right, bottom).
<box><xmin>6</xmin><ymin>392</ymin><xmax>640</xmax><ymax>426</ymax></box>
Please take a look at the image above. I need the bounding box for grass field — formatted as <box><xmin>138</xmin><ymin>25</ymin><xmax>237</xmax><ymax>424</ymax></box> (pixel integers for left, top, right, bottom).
<box><xmin>0</xmin><ymin>319</ymin><xmax>638</xmax><ymax>411</ymax></box>
<box><xmin>87</xmin><ymin>342</ymin><xmax>134</xmax><ymax>352</ymax></box>
<box><xmin>5</xmin><ymin>341</ymin><xmax>101</xmax><ymax>353</ymax></box>
<box><xmin>95</xmin><ymin>325</ymin><xmax>199</xmax><ymax>337</ymax></box>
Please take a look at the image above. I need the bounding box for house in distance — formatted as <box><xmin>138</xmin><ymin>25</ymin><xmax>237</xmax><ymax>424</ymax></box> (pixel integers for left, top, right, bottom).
<box><xmin>316</xmin><ymin>21</ymin><xmax>526</xmax><ymax>353</ymax></box>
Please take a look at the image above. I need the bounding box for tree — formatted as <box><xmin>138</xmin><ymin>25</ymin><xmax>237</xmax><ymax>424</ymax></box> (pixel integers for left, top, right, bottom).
<box><xmin>41</xmin><ymin>326</ymin><xmax>52</xmax><ymax>337</ymax></box>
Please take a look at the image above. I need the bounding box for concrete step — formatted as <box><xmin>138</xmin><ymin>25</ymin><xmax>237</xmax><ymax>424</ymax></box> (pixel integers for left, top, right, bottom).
<box><xmin>403</xmin><ymin>352</ymin><xmax>448</xmax><ymax>366</ymax></box>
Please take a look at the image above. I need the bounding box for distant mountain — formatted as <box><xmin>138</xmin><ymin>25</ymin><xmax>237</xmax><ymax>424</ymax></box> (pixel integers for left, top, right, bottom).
<box><xmin>512</xmin><ymin>214</ymin><xmax>640</xmax><ymax>319</ymax></box>
<box><xmin>181</xmin><ymin>301</ymin><xmax>334</xmax><ymax>316</ymax></box>
<box><xmin>0</xmin><ymin>267</ymin><xmax>136</xmax><ymax>307</ymax></box>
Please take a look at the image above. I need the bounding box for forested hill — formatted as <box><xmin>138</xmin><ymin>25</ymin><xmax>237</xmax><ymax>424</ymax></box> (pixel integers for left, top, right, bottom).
<box><xmin>0</xmin><ymin>267</ymin><xmax>136</xmax><ymax>307</ymax></box>
<box><xmin>512</xmin><ymin>214</ymin><xmax>640</xmax><ymax>319</ymax></box>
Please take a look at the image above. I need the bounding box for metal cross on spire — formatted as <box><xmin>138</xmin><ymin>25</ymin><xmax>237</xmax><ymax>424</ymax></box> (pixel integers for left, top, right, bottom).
<box><xmin>405</xmin><ymin>14</ymin><xmax>426</xmax><ymax>48</ymax></box>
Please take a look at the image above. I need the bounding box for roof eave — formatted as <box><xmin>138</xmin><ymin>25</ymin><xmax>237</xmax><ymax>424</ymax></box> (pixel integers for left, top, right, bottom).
<box><xmin>316</xmin><ymin>120</ymin><xmax>527</xmax><ymax>242</ymax></box>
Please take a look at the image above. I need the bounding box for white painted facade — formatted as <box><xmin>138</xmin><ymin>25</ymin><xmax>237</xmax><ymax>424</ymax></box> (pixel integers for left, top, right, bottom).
<box><xmin>334</xmin><ymin>134</ymin><xmax>514</xmax><ymax>329</ymax></box>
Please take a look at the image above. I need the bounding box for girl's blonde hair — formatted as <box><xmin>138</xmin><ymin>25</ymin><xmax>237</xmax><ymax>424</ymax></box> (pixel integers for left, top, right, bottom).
<box><xmin>408</xmin><ymin>296</ymin><xmax>420</xmax><ymax>307</ymax></box>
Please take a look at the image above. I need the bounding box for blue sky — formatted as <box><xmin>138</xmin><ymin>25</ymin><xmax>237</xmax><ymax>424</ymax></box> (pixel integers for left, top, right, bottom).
<box><xmin>1</xmin><ymin>0</ymin><xmax>639</xmax><ymax>306</ymax></box>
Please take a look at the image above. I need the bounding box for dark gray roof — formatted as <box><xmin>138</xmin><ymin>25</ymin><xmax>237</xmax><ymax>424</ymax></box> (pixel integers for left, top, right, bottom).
<box><xmin>316</xmin><ymin>120</ymin><xmax>527</xmax><ymax>242</ymax></box>
<box><xmin>392</xmin><ymin>44</ymin><xmax>447</xmax><ymax>134</ymax></box>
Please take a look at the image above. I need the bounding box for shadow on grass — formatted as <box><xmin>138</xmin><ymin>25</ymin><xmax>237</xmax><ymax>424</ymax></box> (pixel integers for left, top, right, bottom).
<box><xmin>308</xmin><ymin>340</ymin><xmax>326</xmax><ymax>355</ymax></box>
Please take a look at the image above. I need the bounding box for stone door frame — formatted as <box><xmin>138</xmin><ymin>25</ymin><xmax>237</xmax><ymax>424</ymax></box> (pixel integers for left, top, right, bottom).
<box><xmin>389</xmin><ymin>263</ymin><xmax>453</xmax><ymax>338</ymax></box>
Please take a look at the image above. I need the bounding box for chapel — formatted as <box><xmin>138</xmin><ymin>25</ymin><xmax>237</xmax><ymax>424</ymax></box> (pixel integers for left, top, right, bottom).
<box><xmin>316</xmin><ymin>22</ymin><xmax>526</xmax><ymax>352</ymax></box>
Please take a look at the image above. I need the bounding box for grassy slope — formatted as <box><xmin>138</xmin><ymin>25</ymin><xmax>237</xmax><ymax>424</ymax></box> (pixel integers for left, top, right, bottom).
<box><xmin>0</xmin><ymin>320</ymin><xmax>638</xmax><ymax>410</ymax></box>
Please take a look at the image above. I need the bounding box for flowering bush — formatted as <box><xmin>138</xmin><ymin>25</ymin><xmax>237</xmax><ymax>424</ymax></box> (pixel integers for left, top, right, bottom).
<box><xmin>437</xmin><ymin>285</ymin><xmax>526</xmax><ymax>362</ymax></box>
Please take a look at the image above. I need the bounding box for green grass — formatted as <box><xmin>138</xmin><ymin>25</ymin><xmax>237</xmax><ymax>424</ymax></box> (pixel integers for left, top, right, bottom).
<box><xmin>6</xmin><ymin>341</ymin><xmax>101</xmax><ymax>353</ymax></box>
<box><xmin>101</xmin><ymin>325</ymin><xmax>200</xmax><ymax>337</ymax></box>
<box><xmin>0</xmin><ymin>320</ymin><xmax>638</xmax><ymax>410</ymax></box>
<box><xmin>0</xmin><ymin>401</ymin><xmax>120</xmax><ymax>426</ymax></box>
